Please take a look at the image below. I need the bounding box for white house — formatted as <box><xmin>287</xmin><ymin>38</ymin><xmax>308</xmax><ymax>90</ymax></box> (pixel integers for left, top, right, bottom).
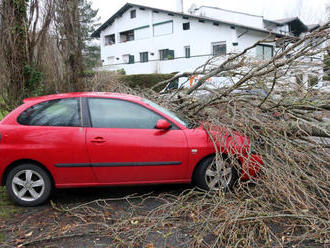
<box><xmin>92</xmin><ymin>2</ymin><xmax>317</xmax><ymax>75</ymax></box>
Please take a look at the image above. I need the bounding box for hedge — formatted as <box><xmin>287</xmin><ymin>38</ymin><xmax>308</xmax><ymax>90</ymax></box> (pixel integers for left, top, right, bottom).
<box><xmin>118</xmin><ymin>73</ymin><xmax>175</xmax><ymax>91</ymax></box>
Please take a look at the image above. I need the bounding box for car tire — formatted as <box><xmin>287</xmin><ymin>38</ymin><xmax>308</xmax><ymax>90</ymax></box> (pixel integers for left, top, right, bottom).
<box><xmin>193</xmin><ymin>155</ymin><xmax>239</xmax><ymax>191</ymax></box>
<box><xmin>6</xmin><ymin>164</ymin><xmax>52</xmax><ymax>207</ymax></box>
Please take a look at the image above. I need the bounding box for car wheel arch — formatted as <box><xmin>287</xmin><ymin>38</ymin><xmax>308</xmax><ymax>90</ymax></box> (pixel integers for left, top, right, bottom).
<box><xmin>191</xmin><ymin>153</ymin><xmax>217</xmax><ymax>182</ymax></box>
<box><xmin>1</xmin><ymin>159</ymin><xmax>55</xmax><ymax>187</ymax></box>
<box><xmin>191</xmin><ymin>152</ymin><xmax>243</xmax><ymax>182</ymax></box>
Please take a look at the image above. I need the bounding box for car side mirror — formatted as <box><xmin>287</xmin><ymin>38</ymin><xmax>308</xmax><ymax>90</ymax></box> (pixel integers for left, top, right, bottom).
<box><xmin>155</xmin><ymin>119</ymin><xmax>171</xmax><ymax>130</ymax></box>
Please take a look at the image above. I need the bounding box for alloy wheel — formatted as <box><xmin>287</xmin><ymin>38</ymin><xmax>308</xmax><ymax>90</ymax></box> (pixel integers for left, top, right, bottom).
<box><xmin>11</xmin><ymin>169</ymin><xmax>45</xmax><ymax>202</ymax></box>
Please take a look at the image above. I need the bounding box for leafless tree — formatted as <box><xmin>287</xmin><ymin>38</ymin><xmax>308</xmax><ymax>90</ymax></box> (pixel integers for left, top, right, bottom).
<box><xmin>53</xmin><ymin>0</ymin><xmax>84</xmax><ymax>92</ymax></box>
<box><xmin>0</xmin><ymin>0</ymin><xmax>54</xmax><ymax>108</ymax></box>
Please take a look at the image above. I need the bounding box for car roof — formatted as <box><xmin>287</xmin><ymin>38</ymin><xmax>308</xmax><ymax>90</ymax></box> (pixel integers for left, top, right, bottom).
<box><xmin>23</xmin><ymin>92</ymin><xmax>142</xmax><ymax>103</ymax></box>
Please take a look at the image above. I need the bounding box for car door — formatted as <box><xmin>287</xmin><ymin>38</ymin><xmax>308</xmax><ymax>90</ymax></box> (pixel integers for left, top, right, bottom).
<box><xmin>85</xmin><ymin>97</ymin><xmax>189</xmax><ymax>184</ymax></box>
<box><xmin>15</xmin><ymin>98</ymin><xmax>95</xmax><ymax>186</ymax></box>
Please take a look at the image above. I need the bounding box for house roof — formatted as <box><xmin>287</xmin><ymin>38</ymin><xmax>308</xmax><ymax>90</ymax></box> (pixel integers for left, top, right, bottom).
<box><xmin>270</xmin><ymin>17</ymin><xmax>300</xmax><ymax>25</ymax></box>
<box><xmin>91</xmin><ymin>3</ymin><xmax>293</xmax><ymax>38</ymax></box>
<box><xmin>267</xmin><ymin>17</ymin><xmax>309</xmax><ymax>36</ymax></box>
<box><xmin>306</xmin><ymin>24</ymin><xmax>320</xmax><ymax>32</ymax></box>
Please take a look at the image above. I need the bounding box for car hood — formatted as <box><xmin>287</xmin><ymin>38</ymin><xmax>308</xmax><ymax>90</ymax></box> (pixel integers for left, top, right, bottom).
<box><xmin>185</xmin><ymin>124</ymin><xmax>250</xmax><ymax>154</ymax></box>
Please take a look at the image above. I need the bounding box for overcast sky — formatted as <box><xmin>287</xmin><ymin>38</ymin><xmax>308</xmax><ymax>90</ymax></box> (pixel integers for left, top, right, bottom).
<box><xmin>91</xmin><ymin>0</ymin><xmax>329</xmax><ymax>25</ymax></box>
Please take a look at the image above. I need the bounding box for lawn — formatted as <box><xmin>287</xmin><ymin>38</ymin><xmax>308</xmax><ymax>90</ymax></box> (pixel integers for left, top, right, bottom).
<box><xmin>0</xmin><ymin>187</ymin><xmax>21</xmax><ymax>219</ymax></box>
<box><xmin>0</xmin><ymin>187</ymin><xmax>22</xmax><ymax>243</ymax></box>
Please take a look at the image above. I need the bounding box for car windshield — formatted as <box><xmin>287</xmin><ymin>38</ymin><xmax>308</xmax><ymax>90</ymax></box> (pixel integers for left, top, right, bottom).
<box><xmin>143</xmin><ymin>98</ymin><xmax>196</xmax><ymax>128</ymax></box>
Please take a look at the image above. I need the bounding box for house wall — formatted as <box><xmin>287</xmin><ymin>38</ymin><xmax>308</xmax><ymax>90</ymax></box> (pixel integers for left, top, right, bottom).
<box><xmin>195</xmin><ymin>6</ymin><xmax>264</xmax><ymax>29</ymax></box>
<box><xmin>99</xmin><ymin>7</ymin><xmax>275</xmax><ymax>75</ymax></box>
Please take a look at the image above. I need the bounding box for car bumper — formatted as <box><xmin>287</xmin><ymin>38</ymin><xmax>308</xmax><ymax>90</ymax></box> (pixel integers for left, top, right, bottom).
<box><xmin>239</xmin><ymin>153</ymin><xmax>263</xmax><ymax>180</ymax></box>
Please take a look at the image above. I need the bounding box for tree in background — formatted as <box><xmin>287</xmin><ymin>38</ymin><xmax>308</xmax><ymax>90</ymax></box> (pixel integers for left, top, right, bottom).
<box><xmin>54</xmin><ymin>0</ymin><xmax>83</xmax><ymax>91</ymax></box>
<box><xmin>324</xmin><ymin>4</ymin><xmax>330</xmax><ymax>81</ymax></box>
<box><xmin>0</xmin><ymin>0</ymin><xmax>54</xmax><ymax>108</ymax></box>
<box><xmin>54</xmin><ymin>0</ymin><xmax>99</xmax><ymax>91</ymax></box>
<box><xmin>80</xmin><ymin>0</ymin><xmax>101</xmax><ymax>70</ymax></box>
<box><xmin>0</xmin><ymin>0</ymin><xmax>27</xmax><ymax>105</ymax></box>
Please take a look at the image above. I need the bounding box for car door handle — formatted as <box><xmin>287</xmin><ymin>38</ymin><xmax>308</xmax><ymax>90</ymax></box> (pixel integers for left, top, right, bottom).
<box><xmin>91</xmin><ymin>137</ymin><xmax>106</xmax><ymax>143</ymax></box>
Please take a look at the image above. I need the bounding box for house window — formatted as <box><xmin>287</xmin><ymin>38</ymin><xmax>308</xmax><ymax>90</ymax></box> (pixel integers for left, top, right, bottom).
<box><xmin>104</xmin><ymin>34</ymin><xmax>115</xmax><ymax>46</ymax></box>
<box><xmin>140</xmin><ymin>52</ymin><xmax>148</xmax><ymax>63</ymax></box>
<box><xmin>256</xmin><ymin>44</ymin><xmax>273</xmax><ymax>60</ymax></box>
<box><xmin>184</xmin><ymin>46</ymin><xmax>190</xmax><ymax>58</ymax></box>
<box><xmin>159</xmin><ymin>49</ymin><xmax>174</xmax><ymax>60</ymax></box>
<box><xmin>212</xmin><ymin>41</ymin><xmax>226</xmax><ymax>56</ymax></box>
<box><xmin>135</xmin><ymin>25</ymin><xmax>150</xmax><ymax>40</ymax></box>
<box><xmin>120</xmin><ymin>30</ymin><xmax>134</xmax><ymax>42</ymax></box>
<box><xmin>153</xmin><ymin>21</ymin><xmax>173</xmax><ymax>36</ymax></box>
<box><xmin>122</xmin><ymin>54</ymin><xmax>135</xmax><ymax>64</ymax></box>
<box><xmin>183</xmin><ymin>22</ymin><xmax>190</xmax><ymax>30</ymax></box>
<box><xmin>107</xmin><ymin>56</ymin><xmax>115</xmax><ymax>64</ymax></box>
<box><xmin>130</xmin><ymin>10</ymin><xmax>136</xmax><ymax>19</ymax></box>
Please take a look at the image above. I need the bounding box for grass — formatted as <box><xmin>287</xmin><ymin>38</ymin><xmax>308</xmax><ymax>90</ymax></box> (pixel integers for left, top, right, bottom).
<box><xmin>0</xmin><ymin>187</ymin><xmax>22</xmax><ymax>242</ymax></box>
<box><xmin>0</xmin><ymin>232</ymin><xmax>6</xmax><ymax>243</ymax></box>
<box><xmin>0</xmin><ymin>187</ymin><xmax>21</xmax><ymax>219</ymax></box>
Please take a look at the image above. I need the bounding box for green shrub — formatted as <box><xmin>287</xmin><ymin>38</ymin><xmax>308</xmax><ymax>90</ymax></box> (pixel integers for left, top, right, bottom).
<box><xmin>308</xmin><ymin>74</ymin><xmax>319</xmax><ymax>87</ymax></box>
<box><xmin>116</xmin><ymin>69</ymin><xmax>126</xmax><ymax>75</ymax></box>
<box><xmin>0</xmin><ymin>111</ymin><xmax>7</xmax><ymax>121</ymax></box>
<box><xmin>323</xmin><ymin>75</ymin><xmax>330</xmax><ymax>81</ymax></box>
<box><xmin>24</xmin><ymin>64</ymin><xmax>43</xmax><ymax>89</ymax></box>
<box><xmin>82</xmin><ymin>70</ymin><xmax>96</xmax><ymax>77</ymax></box>
<box><xmin>119</xmin><ymin>73</ymin><xmax>175</xmax><ymax>91</ymax></box>
<box><xmin>0</xmin><ymin>97</ymin><xmax>8</xmax><ymax>121</ymax></box>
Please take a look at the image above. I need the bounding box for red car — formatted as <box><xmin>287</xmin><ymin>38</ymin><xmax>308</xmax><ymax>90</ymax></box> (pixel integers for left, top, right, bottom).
<box><xmin>0</xmin><ymin>92</ymin><xmax>262</xmax><ymax>206</ymax></box>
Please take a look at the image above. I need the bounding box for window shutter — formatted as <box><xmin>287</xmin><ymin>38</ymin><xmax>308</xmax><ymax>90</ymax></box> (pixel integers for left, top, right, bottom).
<box><xmin>168</xmin><ymin>50</ymin><xmax>174</xmax><ymax>60</ymax></box>
<box><xmin>129</xmin><ymin>55</ymin><xmax>135</xmax><ymax>64</ymax></box>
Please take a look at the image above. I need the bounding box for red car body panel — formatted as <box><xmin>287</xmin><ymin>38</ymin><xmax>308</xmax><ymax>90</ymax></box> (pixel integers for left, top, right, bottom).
<box><xmin>86</xmin><ymin>127</ymin><xmax>189</xmax><ymax>183</ymax></box>
<box><xmin>0</xmin><ymin>92</ymin><xmax>262</xmax><ymax>188</ymax></box>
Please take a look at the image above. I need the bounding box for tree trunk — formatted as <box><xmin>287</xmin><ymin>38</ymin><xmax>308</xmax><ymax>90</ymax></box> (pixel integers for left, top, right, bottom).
<box><xmin>55</xmin><ymin>0</ymin><xmax>84</xmax><ymax>91</ymax></box>
<box><xmin>0</xmin><ymin>0</ymin><xmax>28</xmax><ymax>104</ymax></box>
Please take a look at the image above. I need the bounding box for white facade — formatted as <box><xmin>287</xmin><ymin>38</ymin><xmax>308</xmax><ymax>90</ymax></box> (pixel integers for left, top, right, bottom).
<box><xmin>194</xmin><ymin>6</ymin><xmax>265</xmax><ymax>29</ymax></box>
<box><xmin>94</xmin><ymin>4</ymin><xmax>307</xmax><ymax>75</ymax></box>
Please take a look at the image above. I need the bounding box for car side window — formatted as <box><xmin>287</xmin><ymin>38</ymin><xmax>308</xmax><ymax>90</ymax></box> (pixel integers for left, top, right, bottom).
<box><xmin>17</xmin><ymin>98</ymin><xmax>81</xmax><ymax>127</ymax></box>
<box><xmin>88</xmin><ymin>98</ymin><xmax>162</xmax><ymax>129</ymax></box>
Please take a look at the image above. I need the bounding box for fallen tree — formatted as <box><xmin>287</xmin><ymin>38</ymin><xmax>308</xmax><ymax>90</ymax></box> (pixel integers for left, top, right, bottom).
<box><xmin>3</xmin><ymin>23</ymin><xmax>329</xmax><ymax>248</ymax></box>
<box><xmin>74</xmin><ymin>23</ymin><xmax>330</xmax><ymax>247</ymax></box>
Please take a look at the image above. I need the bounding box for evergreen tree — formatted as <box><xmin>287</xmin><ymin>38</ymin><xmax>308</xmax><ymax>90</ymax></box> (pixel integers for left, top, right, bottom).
<box><xmin>79</xmin><ymin>0</ymin><xmax>101</xmax><ymax>70</ymax></box>
<box><xmin>54</xmin><ymin>0</ymin><xmax>100</xmax><ymax>90</ymax></box>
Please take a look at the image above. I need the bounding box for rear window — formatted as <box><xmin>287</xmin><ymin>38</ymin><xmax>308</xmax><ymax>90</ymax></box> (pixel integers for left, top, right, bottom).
<box><xmin>17</xmin><ymin>98</ymin><xmax>81</xmax><ymax>127</ymax></box>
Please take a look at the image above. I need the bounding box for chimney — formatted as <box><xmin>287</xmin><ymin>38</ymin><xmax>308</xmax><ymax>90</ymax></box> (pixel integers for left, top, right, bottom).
<box><xmin>176</xmin><ymin>0</ymin><xmax>183</xmax><ymax>13</ymax></box>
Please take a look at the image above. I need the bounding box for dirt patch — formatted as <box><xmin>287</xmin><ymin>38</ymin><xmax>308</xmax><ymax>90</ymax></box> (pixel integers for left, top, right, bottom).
<box><xmin>0</xmin><ymin>184</ymin><xmax>192</xmax><ymax>247</ymax></box>
<box><xmin>1</xmin><ymin>184</ymin><xmax>327</xmax><ymax>248</ymax></box>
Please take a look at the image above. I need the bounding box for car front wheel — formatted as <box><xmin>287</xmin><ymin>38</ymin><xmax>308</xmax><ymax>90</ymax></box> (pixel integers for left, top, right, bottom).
<box><xmin>6</xmin><ymin>164</ymin><xmax>52</xmax><ymax>207</ymax></box>
<box><xmin>193</xmin><ymin>155</ymin><xmax>239</xmax><ymax>191</ymax></box>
